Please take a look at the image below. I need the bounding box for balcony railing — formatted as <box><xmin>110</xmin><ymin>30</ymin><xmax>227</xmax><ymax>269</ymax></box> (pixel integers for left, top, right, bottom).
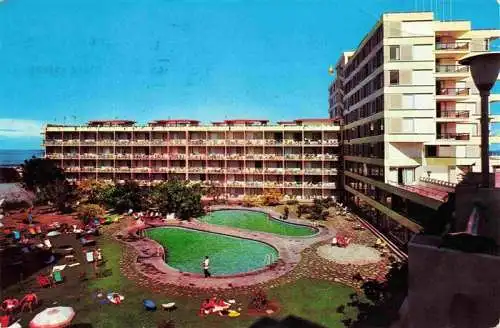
<box><xmin>437</xmin><ymin>111</ymin><xmax>469</xmax><ymax>118</ymax></box>
<box><xmin>435</xmin><ymin>42</ymin><xmax>469</xmax><ymax>50</ymax></box>
<box><xmin>437</xmin><ymin>88</ymin><xmax>470</xmax><ymax>96</ymax></box>
<box><xmin>437</xmin><ymin>133</ymin><xmax>470</xmax><ymax>141</ymax></box>
<box><xmin>435</xmin><ymin>65</ymin><xmax>469</xmax><ymax>73</ymax></box>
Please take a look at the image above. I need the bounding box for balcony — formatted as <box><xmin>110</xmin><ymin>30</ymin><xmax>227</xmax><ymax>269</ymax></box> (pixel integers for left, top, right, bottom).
<box><xmin>133</xmin><ymin>154</ymin><xmax>149</xmax><ymax>160</ymax></box>
<box><xmin>206</xmin><ymin>167</ymin><xmax>224</xmax><ymax>173</ymax></box>
<box><xmin>97</xmin><ymin>167</ymin><xmax>114</xmax><ymax>172</ymax></box>
<box><xmin>188</xmin><ymin>140</ymin><xmax>206</xmax><ymax>145</ymax></box>
<box><xmin>64</xmin><ymin>153</ymin><xmax>80</xmax><ymax>159</ymax></box>
<box><xmin>116</xmin><ymin>154</ymin><xmax>132</xmax><ymax>160</ymax></box>
<box><xmin>98</xmin><ymin>154</ymin><xmax>115</xmax><ymax>159</ymax></box>
<box><xmin>80</xmin><ymin>154</ymin><xmax>97</xmax><ymax>159</ymax></box>
<box><xmin>151</xmin><ymin>139</ymin><xmax>167</xmax><ymax>145</ymax></box>
<box><xmin>46</xmin><ymin>153</ymin><xmax>63</xmax><ymax>159</ymax></box>
<box><xmin>227</xmin><ymin>140</ymin><xmax>246</xmax><ymax>146</ymax></box>
<box><xmin>116</xmin><ymin>167</ymin><xmax>131</xmax><ymax>173</ymax></box>
<box><xmin>437</xmin><ymin>111</ymin><xmax>470</xmax><ymax>119</ymax></box>
<box><xmin>65</xmin><ymin>167</ymin><xmax>80</xmax><ymax>172</ymax></box>
<box><xmin>169</xmin><ymin>139</ymin><xmax>187</xmax><ymax>145</ymax></box>
<box><xmin>97</xmin><ymin>139</ymin><xmax>115</xmax><ymax>145</ymax></box>
<box><xmin>188</xmin><ymin>167</ymin><xmax>205</xmax><ymax>173</ymax></box>
<box><xmin>132</xmin><ymin>167</ymin><xmax>150</xmax><ymax>173</ymax></box>
<box><xmin>437</xmin><ymin>88</ymin><xmax>470</xmax><ymax>96</ymax></box>
<box><xmin>435</xmin><ymin>65</ymin><xmax>469</xmax><ymax>74</ymax></box>
<box><xmin>207</xmin><ymin>154</ymin><xmax>225</xmax><ymax>160</ymax></box>
<box><xmin>437</xmin><ymin>133</ymin><xmax>470</xmax><ymax>141</ymax></box>
<box><xmin>149</xmin><ymin>153</ymin><xmax>169</xmax><ymax>160</ymax></box>
<box><xmin>188</xmin><ymin>154</ymin><xmax>206</xmax><ymax>160</ymax></box>
<box><xmin>435</xmin><ymin>42</ymin><xmax>469</xmax><ymax>51</ymax></box>
<box><xmin>169</xmin><ymin>154</ymin><xmax>186</xmax><ymax>160</ymax></box>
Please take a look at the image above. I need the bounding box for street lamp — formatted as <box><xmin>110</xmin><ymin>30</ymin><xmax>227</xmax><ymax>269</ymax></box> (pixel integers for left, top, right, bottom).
<box><xmin>459</xmin><ymin>52</ymin><xmax>500</xmax><ymax>188</ymax></box>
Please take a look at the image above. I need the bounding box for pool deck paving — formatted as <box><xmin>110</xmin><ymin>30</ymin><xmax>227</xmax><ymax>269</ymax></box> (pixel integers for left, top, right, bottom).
<box><xmin>115</xmin><ymin>207</ymin><xmax>335</xmax><ymax>290</ymax></box>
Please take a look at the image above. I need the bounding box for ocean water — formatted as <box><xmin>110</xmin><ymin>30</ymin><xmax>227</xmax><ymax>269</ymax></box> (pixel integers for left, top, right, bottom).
<box><xmin>0</xmin><ymin>149</ymin><xmax>43</xmax><ymax>166</ymax></box>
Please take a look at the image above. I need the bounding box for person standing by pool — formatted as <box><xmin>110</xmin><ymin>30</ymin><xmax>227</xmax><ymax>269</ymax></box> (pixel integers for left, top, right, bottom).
<box><xmin>27</xmin><ymin>207</ymin><xmax>33</xmax><ymax>225</ymax></box>
<box><xmin>202</xmin><ymin>256</ymin><xmax>211</xmax><ymax>278</ymax></box>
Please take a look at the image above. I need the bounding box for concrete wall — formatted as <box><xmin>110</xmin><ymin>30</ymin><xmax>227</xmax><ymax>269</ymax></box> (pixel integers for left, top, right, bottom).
<box><xmin>406</xmin><ymin>235</ymin><xmax>500</xmax><ymax>328</ymax></box>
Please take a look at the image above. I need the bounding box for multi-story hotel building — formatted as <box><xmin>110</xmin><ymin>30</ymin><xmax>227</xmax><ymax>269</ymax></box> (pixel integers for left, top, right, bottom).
<box><xmin>330</xmin><ymin>12</ymin><xmax>500</xmax><ymax>246</ymax></box>
<box><xmin>43</xmin><ymin>118</ymin><xmax>340</xmax><ymax>200</ymax></box>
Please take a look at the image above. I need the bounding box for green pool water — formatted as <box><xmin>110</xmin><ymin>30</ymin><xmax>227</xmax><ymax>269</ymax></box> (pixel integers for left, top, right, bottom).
<box><xmin>198</xmin><ymin>210</ymin><xmax>317</xmax><ymax>236</ymax></box>
<box><xmin>146</xmin><ymin>227</ymin><xmax>278</xmax><ymax>276</ymax></box>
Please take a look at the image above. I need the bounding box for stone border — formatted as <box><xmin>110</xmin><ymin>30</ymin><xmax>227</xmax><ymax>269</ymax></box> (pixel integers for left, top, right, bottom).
<box><xmin>115</xmin><ymin>211</ymin><xmax>334</xmax><ymax>290</ymax></box>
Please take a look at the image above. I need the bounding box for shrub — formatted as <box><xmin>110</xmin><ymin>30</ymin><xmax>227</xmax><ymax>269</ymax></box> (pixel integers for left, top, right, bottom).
<box><xmin>242</xmin><ymin>195</ymin><xmax>263</xmax><ymax>207</ymax></box>
<box><xmin>282</xmin><ymin>206</ymin><xmax>289</xmax><ymax>220</ymax></box>
<box><xmin>286</xmin><ymin>199</ymin><xmax>299</xmax><ymax>205</ymax></box>
<box><xmin>262</xmin><ymin>189</ymin><xmax>282</xmax><ymax>206</ymax></box>
<box><xmin>248</xmin><ymin>290</ymin><xmax>269</xmax><ymax>311</ymax></box>
<box><xmin>77</xmin><ymin>204</ymin><xmax>106</xmax><ymax>224</ymax></box>
<box><xmin>297</xmin><ymin>204</ymin><xmax>311</xmax><ymax>218</ymax></box>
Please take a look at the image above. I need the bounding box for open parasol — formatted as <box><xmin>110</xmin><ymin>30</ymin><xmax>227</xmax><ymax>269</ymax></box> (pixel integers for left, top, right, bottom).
<box><xmin>29</xmin><ymin>306</ymin><xmax>75</xmax><ymax>328</ymax></box>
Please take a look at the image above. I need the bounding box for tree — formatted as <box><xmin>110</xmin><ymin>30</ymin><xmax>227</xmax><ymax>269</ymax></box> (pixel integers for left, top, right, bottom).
<box><xmin>37</xmin><ymin>180</ymin><xmax>77</xmax><ymax>213</ymax></box>
<box><xmin>151</xmin><ymin>180</ymin><xmax>205</xmax><ymax>220</ymax></box>
<box><xmin>308</xmin><ymin>199</ymin><xmax>329</xmax><ymax>221</ymax></box>
<box><xmin>341</xmin><ymin>262</ymin><xmax>408</xmax><ymax>327</ymax></box>
<box><xmin>205</xmin><ymin>182</ymin><xmax>223</xmax><ymax>204</ymax></box>
<box><xmin>108</xmin><ymin>181</ymin><xmax>147</xmax><ymax>213</ymax></box>
<box><xmin>21</xmin><ymin>158</ymin><xmax>65</xmax><ymax>191</ymax></box>
<box><xmin>77</xmin><ymin>204</ymin><xmax>106</xmax><ymax>224</ymax></box>
<box><xmin>77</xmin><ymin>179</ymin><xmax>113</xmax><ymax>205</ymax></box>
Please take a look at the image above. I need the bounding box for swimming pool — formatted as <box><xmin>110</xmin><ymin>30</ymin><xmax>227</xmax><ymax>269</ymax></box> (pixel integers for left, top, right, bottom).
<box><xmin>146</xmin><ymin>227</ymin><xmax>278</xmax><ymax>276</ymax></box>
<box><xmin>198</xmin><ymin>209</ymin><xmax>317</xmax><ymax>237</ymax></box>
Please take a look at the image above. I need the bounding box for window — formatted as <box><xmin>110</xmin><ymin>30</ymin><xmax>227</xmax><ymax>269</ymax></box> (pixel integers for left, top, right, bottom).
<box><xmin>426</xmin><ymin>145</ymin><xmax>437</xmax><ymax>157</ymax></box>
<box><xmin>389</xmin><ymin>46</ymin><xmax>400</xmax><ymax>61</ymax></box>
<box><xmin>389</xmin><ymin>70</ymin><xmax>399</xmax><ymax>85</ymax></box>
<box><xmin>402</xmin><ymin>118</ymin><xmax>414</xmax><ymax>133</ymax></box>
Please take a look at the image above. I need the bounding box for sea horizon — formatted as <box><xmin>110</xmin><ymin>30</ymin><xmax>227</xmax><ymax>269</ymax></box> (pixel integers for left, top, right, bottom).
<box><xmin>0</xmin><ymin>149</ymin><xmax>44</xmax><ymax>166</ymax></box>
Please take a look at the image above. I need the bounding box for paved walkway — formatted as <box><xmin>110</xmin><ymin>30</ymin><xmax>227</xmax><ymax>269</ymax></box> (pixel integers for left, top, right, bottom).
<box><xmin>115</xmin><ymin>207</ymin><xmax>335</xmax><ymax>290</ymax></box>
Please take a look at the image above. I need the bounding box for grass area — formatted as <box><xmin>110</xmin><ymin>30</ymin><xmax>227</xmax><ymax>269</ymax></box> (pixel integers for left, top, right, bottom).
<box><xmin>199</xmin><ymin>210</ymin><xmax>315</xmax><ymax>236</ymax></box>
<box><xmin>146</xmin><ymin>227</ymin><xmax>278</xmax><ymax>275</ymax></box>
<box><xmin>70</xmin><ymin>238</ymin><xmax>358</xmax><ymax>328</ymax></box>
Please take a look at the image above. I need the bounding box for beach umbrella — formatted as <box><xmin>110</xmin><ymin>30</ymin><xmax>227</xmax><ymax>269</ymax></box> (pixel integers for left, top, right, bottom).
<box><xmin>46</xmin><ymin>231</ymin><xmax>61</xmax><ymax>237</ymax></box>
<box><xmin>29</xmin><ymin>306</ymin><xmax>75</xmax><ymax>328</ymax></box>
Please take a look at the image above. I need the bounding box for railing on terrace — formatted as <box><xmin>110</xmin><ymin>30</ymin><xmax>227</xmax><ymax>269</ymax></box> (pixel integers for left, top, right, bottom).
<box><xmin>435</xmin><ymin>65</ymin><xmax>469</xmax><ymax>73</ymax></box>
<box><xmin>437</xmin><ymin>133</ymin><xmax>470</xmax><ymax>140</ymax></box>
<box><xmin>419</xmin><ymin>177</ymin><xmax>457</xmax><ymax>189</ymax></box>
<box><xmin>437</xmin><ymin>88</ymin><xmax>470</xmax><ymax>96</ymax></box>
<box><xmin>435</xmin><ymin>42</ymin><xmax>469</xmax><ymax>50</ymax></box>
<box><xmin>438</xmin><ymin>111</ymin><xmax>469</xmax><ymax>118</ymax></box>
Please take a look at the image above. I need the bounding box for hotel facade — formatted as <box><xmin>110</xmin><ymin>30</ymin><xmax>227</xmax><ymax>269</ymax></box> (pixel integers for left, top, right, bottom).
<box><xmin>329</xmin><ymin>12</ymin><xmax>500</xmax><ymax>246</ymax></box>
<box><xmin>43</xmin><ymin>119</ymin><xmax>340</xmax><ymax>200</ymax></box>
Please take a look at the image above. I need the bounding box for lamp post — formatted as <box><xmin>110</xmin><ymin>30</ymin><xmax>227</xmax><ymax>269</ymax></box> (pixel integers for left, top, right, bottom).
<box><xmin>459</xmin><ymin>52</ymin><xmax>500</xmax><ymax>188</ymax></box>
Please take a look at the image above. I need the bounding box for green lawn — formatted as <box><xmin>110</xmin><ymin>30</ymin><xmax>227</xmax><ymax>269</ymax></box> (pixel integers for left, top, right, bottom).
<box><xmin>198</xmin><ymin>210</ymin><xmax>316</xmax><ymax>236</ymax></box>
<box><xmin>69</xmin><ymin>239</ymin><xmax>358</xmax><ymax>328</ymax></box>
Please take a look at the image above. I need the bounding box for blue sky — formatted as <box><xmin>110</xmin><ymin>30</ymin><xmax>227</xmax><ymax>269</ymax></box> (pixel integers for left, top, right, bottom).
<box><xmin>0</xmin><ymin>0</ymin><xmax>499</xmax><ymax>149</ymax></box>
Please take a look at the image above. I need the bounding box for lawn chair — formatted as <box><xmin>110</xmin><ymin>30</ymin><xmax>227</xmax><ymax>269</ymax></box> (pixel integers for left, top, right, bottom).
<box><xmin>52</xmin><ymin>270</ymin><xmax>64</xmax><ymax>284</ymax></box>
<box><xmin>37</xmin><ymin>274</ymin><xmax>53</xmax><ymax>288</ymax></box>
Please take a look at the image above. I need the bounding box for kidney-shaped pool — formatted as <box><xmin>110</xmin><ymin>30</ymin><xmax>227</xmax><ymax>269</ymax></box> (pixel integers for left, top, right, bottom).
<box><xmin>198</xmin><ymin>209</ymin><xmax>317</xmax><ymax>237</ymax></box>
<box><xmin>146</xmin><ymin>227</ymin><xmax>278</xmax><ymax>276</ymax></box>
